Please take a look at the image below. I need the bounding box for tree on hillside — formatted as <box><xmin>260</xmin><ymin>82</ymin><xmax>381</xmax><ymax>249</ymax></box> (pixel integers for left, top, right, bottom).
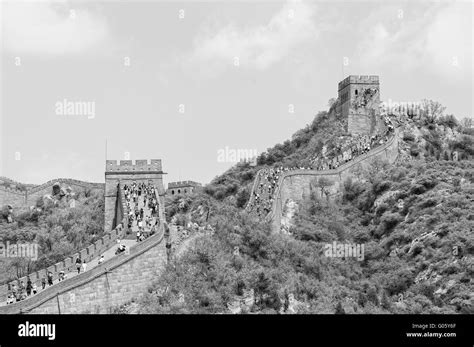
<box><xmin>420</xmin><ymin>99</ymin><xmax>446</xmax><ymax>124</ymax></box>
<box><xmin>314</xmin><ymin>177</ymin><xmax>334</xmax><ymax>200</ymax></box>
<box><xmin>1</xmin><ymin>205</ymin><xmax>10</xmax><ymax>221</ymax></box>
<box><xmin>5</xmin><ymin>257</ymin><xmax>34</xmax><ymax>281</ymax></box>
<box><xmin>368</xmin><ymin>158</ymin><xmax>389</xmax><ymax>182</ymax></box>
<box><xmin>438</xmin><ymin>114</ymin><xmax>458</xmax><ymax>128</ymax></box>
<box><xmin>460</xmin><ymin>117</ymin><xmax>472</xmax><ymax>129</ymax></box>
<box><xmin>349</xmin><ymin>163</ymin><xmax>366</xmax><ymax>181</ymax></box>
<box><xmin>236</xmin><ymin>188</ymin><xmax>250</xmax><ymax>208</ymax></box>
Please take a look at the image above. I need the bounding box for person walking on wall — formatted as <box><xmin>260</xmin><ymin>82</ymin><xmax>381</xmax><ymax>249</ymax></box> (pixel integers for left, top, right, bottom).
<box><xmin>26</xmin><ymin>278</ymin><xmax>32</xmax><ymax>296</ymax></box>
<box><xmin>75</xmin><ymin>257</ymin><xmax>82</xmax><ymax>274</ymax></box>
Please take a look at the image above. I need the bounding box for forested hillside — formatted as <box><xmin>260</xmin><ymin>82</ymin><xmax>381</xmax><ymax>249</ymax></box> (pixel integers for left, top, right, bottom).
<box><xmin>132</xmin><ymin>103</ymin><xmax>473</xmax><ymax>314</ymax></box>
<box><xmin>0</xmin><ymin>190</ymin><xmax>104</xmax><ymax>285</ymax></box>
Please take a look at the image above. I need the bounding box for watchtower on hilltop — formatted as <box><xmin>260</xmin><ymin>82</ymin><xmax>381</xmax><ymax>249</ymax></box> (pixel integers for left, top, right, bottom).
<box><xmin>104</xmin><ymin>159</ymin><xmax>166</xmax><ymax>232</ymax></box>
<box><xmin>336</xmin><ymin>75</ymin><xmax>382</xmax><ymax>135</ymax></box>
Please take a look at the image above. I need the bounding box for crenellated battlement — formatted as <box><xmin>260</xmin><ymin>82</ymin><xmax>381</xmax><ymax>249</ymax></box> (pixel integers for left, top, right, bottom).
<box><xmin>336</xmin><ymin>75</ymin><xmax>381</xmax><ymax>135</ymax></box>
<box><xmin>338</xmin><ymin>75</ymin><xmax>379</xmax><ymax>91</ymax></box>
<box><xmin>27</xmin><ymin>178</ymin><xmax>103</xmax><ymax>195</ymax></box>
<box><xmin>168</xmin><ymin>181</ymin><xmax>201</xmax><ymax>189</ymax></box>
<box><xmin>0</xmin><ymin>177</ymin><xmax>104</xmax><ymax>208</ymax></box>
<box><xmin>105</xmin><ymin>159</ymin><xmax>163</xmax><ymax>173</ymax></box>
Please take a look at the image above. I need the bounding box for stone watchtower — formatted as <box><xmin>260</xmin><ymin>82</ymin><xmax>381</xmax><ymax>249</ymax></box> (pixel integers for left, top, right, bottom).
<box><xmin>104</xmin><ymin>159</ymin><xmax>166</xmax><ymax>232</ymax></box>
<box><xmin>166</xmin><ymin>181</ymin><xmax>202</xmax><ymax>196</ymax></box>
<box><xmin>337</xmin><ymin>75</ymin><xmax>381</xmax><ymax>135</ymax></box>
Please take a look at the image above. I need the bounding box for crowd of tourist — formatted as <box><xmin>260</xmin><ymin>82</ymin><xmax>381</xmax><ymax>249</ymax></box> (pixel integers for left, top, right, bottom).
<box><xmin>5</xmin><ymin>263</ymin><xmax>84</xmax><ymax>304</ymax></box>
<box><xmin>123</xmin><ymin>181</ymin><xmax>160</xmax><ymax>240</ymax></box>
<box><xmin>247</xmin><ymin>166</ymin><xmax>315</xmax><ymax>217</ymax></box>
<box><xmin>247</xmin><ymin>168</ymin><xmax>278</xmax><ymax>218</ymax></box>
<box><xmin>311</xmin><ymin>115</ymin><xmax>395</xmax><ymax>170</ymax></box>
<box><xmin>6</xmin><ymin>278</ymin><xmax>36</xmax><ymax>304</ymax></box>
<box><xmin>248</xmin><ymin>115</ymin><xmax>396</xmax><ymax>218</ymax></box>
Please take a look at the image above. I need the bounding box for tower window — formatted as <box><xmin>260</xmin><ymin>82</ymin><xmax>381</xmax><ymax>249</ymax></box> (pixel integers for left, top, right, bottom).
<box><xmin>178</xmin><ymin>189</ymin><xmax>181</xmax><ymax>194</ymax></box>
<box><xmin>355</xmin><ymin>90</ymin><xmax>358</xmax><ymax>96</ymax></box>
<box><xmin>171</xmin><ymin>190</ymin><xmax>174</xmax><ymax>195</ymax></box>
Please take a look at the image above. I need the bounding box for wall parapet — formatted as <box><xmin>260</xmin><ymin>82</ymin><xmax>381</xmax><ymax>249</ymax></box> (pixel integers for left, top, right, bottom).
<box><xmin>27</xmin><ymin>179</ymin><xmax>103</xmax><ymax>195</ymax></box>
<box><xmin>338</xmin><ymin>75</ymin><xmax>379</xmax><ymax>91</ymax></box>
<box><xmin>1</xmin><ymin>213</ymin><xmax>127</xmax><ymax>303</ymax></box>
<box><xmin>105</xmin><ymin>159</ymin><xmax>163</xmax><ymax>173</ymax></box>
<box><xmin>167</xmin><ymin>181</ymin><xmax>202</xmax><ymax>189</ymax></box>
<box><xmin>261</xmin><ymin>129</ymin><xmax>400</xmax><ymax>230</ymax></box>
<box><xmin>0</xmin><ymin>229</ymin><xmax>164</xmax><ymax>314</ymax></box>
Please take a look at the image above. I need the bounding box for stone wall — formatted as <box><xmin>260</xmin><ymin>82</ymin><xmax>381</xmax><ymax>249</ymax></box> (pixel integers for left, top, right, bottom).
<box><xmin>0</xmin><ymin>181</ymin><xmax>163</xmax><ymax>314</ymax></box>
<box><xmin>0</xmin><ymin>161</ymin><xmax>166</xmax><ymax>313</ymax></box>
<box><xmin>1</xmin><ymin>219</ymin><xmax>127</xmax><ymax>300</ymax></box>
<box><xmin>25</xmin><ymin>179</ymin><xmax>103</xmax><ymax>207</ymax></box>
<box><xmin>270</xmin><ymin>130</ymin><xmax>400</xmax><ymax>232</ymax></box>
<box><xmin>0</xmin><ymin>179</ymin><xmax>103</xmax><ymax>208</ymax></box>
<box><xmin>348</xmin><ymin>113</ymin><xmax>375</xmax><ymax>135</ymax></box>
<box><xmin>0</xmin><ymin>229</ymin><xmax>166</xmax><ymax>314</ymax></box>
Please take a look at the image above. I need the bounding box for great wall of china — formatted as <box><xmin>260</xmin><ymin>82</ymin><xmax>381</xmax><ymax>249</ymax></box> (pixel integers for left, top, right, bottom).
<box><xmin>0</xmin><ymin>130</ymin><xmax>411</xmax><ymax>312</ymax></box>
<box><xmin>247</xmin><ymin>129</ymin><xmax>400</xmax><ymax>233</ymax></box>
<box><xmin>0</xmin><ymin>76</ymin><xmax>407</xmax><ymax>313</ymax></box>
<box><xmin>0</xmin><ymin>178</ymin><xmax>104</xmax><ymax>208</ymax></box>
<box><xmin>0</xmin><ymin>160</ymin><xmax>169</xmax><ymax>314</ymax></box>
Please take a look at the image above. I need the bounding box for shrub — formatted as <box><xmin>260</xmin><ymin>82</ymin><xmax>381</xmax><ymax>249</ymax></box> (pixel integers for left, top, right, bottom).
<box><xmin>373</xmin><ymin>180</ymin><xmax>392</xmax><ymax>195</ymax></box>
<box><xmin>438</xmin><ymin>114</ymin><xmax>458</xmax><ymax>128</ymax></box>
<box><xmin>403</xmin><ymin>132</ymin><xmax>415</xmax><ymax>142</ymax></box>
<box><xmin>342</xmin><ymin>178</ymin><xmax>365</xmax><ymax>202</ymax></box>
<box><xmin>410</xmin><ymin>184</ymin><xmax>426</xmax><ymax>195</ymax></box>
<box><xmin>385</xmin><ymin>268</ymin><xmax>414</xmax><ymax>295</ymax></box>
<box><xmin>236</xmin><ymin>188</ymin><xmax>250</xmax><ymax>208</ymax></box>
<box><xmin>452</xmin><ymin>135</ymin><xmax>474</xmax><ymax>155</ymax></box>
<box><xmin>376</xmin><ymin>213</ymin><xmax>401</xmax><ymax>236</ymax></box>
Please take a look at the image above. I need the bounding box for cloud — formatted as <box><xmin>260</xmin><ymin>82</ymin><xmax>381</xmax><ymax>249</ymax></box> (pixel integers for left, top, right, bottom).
<box><xmin>356</xmin><ymin>3</ymin><xmax>472</xmax><ymax>80</ymax></box>
<box><xmin>2</xmin><ymin>1</ymin><xmax>108</xmax><ymax>56</ymax></box>
<box><xmin>190</xmin><ymin>0</ymin><xmax>318</xmax><ymax>70</ymax></box>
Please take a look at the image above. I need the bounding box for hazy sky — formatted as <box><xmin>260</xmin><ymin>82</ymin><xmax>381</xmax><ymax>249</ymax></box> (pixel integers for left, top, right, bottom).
<box><xmin>0</xmin><ymin>0</ymin><xmax>472</xmax><ymax>187</ymax></box>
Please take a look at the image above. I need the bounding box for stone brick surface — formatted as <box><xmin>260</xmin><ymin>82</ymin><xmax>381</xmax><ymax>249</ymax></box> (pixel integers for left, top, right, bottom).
<box><xmin>271</xmin><ymin>131</ymin><xmax>399</xmax><ymax>232</ymax></box>
<box><xmin>338</xmin><ymin>75</ymin><xmax>380</xmax><ymax>135</ymax></box>
<box><xmin>0</xmin><ymin>232</ymin><xmax>168</xmax><ymax>314</ymax></box>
